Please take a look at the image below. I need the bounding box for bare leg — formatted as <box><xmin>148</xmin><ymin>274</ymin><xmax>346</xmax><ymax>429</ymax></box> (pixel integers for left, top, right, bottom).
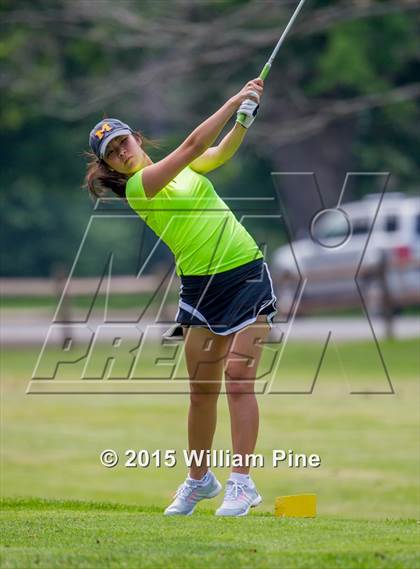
<box><xmin>224</xmin><ymin>315</ymin><xmax>271</xmax><ymax>474</ymax></box>
<box><xmin>183</xmin><ymin>326</ymin><xmax>231</xmax><ymax>480</ymax></box>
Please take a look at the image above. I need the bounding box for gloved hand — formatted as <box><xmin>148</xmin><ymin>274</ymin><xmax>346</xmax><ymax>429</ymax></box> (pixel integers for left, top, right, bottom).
<box><xmin>236</xmin><ymin>91</ymin><xmax>260</xmax><ymax>129</ymax></box>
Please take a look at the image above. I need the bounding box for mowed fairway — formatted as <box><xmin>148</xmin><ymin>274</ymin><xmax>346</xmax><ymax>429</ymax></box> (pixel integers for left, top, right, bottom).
<box><xmin>1</xmin><ymin>499</ymin><xmax>418</xmax><ymax>569</ymax></box>
<box><xmin>1</xmin><ymin>339</ymin><xmax>419</xmax><ymax>568</ymax></box>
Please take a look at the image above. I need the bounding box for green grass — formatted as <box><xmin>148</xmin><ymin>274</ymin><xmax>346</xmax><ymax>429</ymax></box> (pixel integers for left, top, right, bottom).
<box><xmin>1</xmin><ymin>498</ymin><xmax>418</xmax><ymax>569</ymax></box>
<box><xmin>1</xmin><ymin>340</ymin><xmax>419</xmax><ymax>567</ymax></box>
<box><xmin>2</xmin><ymin>292</ymin><xmax>419</xmax><ymax>316</ymax></box>
<box><xmin>1</xmin><ymin>292</ymin><xmax>179</xmax><ymax>311</ymax></box>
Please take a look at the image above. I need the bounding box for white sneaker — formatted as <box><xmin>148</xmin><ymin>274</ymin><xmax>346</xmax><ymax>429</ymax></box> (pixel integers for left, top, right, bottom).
<box><xmin>164</xmin><ymin>470</ymin><xmax>222</xmax><ymax>516</ymax></box>
<box><xmin>215</xmin><ymin>479</ymin><xmax>262</xmax><ymax>517</ymax></box>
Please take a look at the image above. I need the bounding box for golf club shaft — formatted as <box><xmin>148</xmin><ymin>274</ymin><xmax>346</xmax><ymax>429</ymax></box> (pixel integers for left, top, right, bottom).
<box><xmin>237</xmin><ymin>0</ymin><xmax>306</xmax><ymax>123</ymax></box>
<box><xmin>259</xmin><ymin>0</ymin><xmax>306</xmax><ymax>80</ymax></box>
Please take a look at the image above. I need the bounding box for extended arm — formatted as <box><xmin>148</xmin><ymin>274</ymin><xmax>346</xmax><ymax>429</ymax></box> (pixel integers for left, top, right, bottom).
<box><xmin>142</xmin><ymin>100</ymin><xmax>237</xmax><ymax>198</ymax></box>
<box><xmin>189</xmin><ymin>122</ymin><xmax>247</xmax><ymax>174</ymax></box>
<box><xmin>141</xmin><ymin>78</ymin><xmax>263</xmax><ymax>199</ymax></box>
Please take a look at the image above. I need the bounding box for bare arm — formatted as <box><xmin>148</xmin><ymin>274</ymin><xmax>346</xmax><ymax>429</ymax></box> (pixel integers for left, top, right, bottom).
<box><xmin>189</xmin><ymin>122</ymin><xmax>247</xmax><ymax>174</ymax></box>
<box><xmin>142</xmin><ymin>99</ymin><xmax>238</xmax><ymax>199</ymax></box>
<box><xmin>141</xmin><ymin>78</ymin><xmax>263</xmax><ymax>199</ymax></box>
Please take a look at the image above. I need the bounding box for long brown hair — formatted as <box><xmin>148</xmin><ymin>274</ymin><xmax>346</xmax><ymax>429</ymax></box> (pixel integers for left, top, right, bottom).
<box><xmin>83</xmin><ymin>130</ymin><xmax>159</xmax><ymax>202</ymax></box>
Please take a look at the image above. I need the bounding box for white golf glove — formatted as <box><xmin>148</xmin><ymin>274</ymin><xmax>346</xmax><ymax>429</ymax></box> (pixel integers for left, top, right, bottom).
<box><xmin>236</xmin><ymin>91</ymin><xmax>260</xmax><ymax>129</ymax></box>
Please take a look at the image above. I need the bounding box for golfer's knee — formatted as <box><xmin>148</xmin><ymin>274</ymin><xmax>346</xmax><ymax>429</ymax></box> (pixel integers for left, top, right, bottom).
<box><xmin>190</xmin><ymin>383</ymin><xmax>220</xmax><ymax>406</ymax></box>
<box><xmin>226</xmin><ymin>378</ymin><xmax>255</xmax><ymax>400</ymax></box>
<box><xmin>225</xmin><ymin>361</ymin><xmax>256</xmax><ymax>382</ymax></box>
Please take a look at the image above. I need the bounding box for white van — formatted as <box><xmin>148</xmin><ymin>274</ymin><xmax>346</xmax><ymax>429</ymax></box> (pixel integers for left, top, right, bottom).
<box><xmin>271</xmin><ymin>193</ymin><xmax>420</xmax><ymax>315</ymax></box>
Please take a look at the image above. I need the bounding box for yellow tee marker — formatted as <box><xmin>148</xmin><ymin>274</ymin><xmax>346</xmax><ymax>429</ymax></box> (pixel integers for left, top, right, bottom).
<box><xmin>274</xmin><ymin>494</ymin><xmax>317</xmax><ymax>518</ymax></box>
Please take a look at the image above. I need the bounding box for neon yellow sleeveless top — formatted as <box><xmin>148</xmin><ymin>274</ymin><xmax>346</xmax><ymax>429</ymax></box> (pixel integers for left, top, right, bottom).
<box><xmin>125</xmin><ymin>165</ymin><xmax>263</xmax><ymax>276</ymax></box>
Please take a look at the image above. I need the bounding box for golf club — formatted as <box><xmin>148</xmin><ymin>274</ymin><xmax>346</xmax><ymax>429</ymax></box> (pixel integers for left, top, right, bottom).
<box><xmin>237</xmin><ymin>0</ymin><xmax>307</xmax><ymax>123</ymax></box>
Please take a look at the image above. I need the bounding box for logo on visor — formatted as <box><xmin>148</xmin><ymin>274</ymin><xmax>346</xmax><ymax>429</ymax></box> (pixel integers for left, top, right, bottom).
<box><xmin>95</xmin><ymin>123</ymin><xmax>112</xmax><ymax>140</ymax></box>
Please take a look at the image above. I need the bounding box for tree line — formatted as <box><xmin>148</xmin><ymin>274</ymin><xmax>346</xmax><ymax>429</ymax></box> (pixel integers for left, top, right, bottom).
<box><xmin>1</xmin><ymin>0</ymin><xmax>419</xmax><ymax>276</ymax></box>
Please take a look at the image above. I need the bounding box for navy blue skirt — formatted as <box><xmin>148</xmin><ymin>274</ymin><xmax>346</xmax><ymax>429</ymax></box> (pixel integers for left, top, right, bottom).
<box><xmin>163</xmin><ymin>258</ymin><xmax>277</xmax><ymax>339</ymax></box>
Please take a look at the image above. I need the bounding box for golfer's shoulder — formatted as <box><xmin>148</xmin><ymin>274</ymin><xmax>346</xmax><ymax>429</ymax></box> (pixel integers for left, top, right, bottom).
<box><xmin>125</xmin><ymin>168</ymin><xmax>148</xmax><ymax>203</ymax></box>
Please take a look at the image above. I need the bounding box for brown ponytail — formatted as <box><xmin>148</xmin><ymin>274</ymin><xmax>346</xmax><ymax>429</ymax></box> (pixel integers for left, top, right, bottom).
<box><xmin>82</xmin><ymin>131</ymin><xmax>160</xmax><ymax>203</ymax></box>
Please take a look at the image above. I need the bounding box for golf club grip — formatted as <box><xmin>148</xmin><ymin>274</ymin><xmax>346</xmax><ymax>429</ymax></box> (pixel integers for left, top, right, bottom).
<box><xmin>237</xmin><ymin>63</ymin><xmax>271</xmax><ymax>125</ymax></box>
<box><xmin>259</xmin><ymin>63</ymin><xmax>271</xmax><ymax>80</ymax></box>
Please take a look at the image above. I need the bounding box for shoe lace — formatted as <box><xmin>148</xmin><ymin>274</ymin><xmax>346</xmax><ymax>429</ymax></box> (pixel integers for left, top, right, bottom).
<box><xmin>175</xmin><ymin>481</ymin><xmax>196</xmax><ymax>499</ymax></box>
<box><xmin>225</xmin><ymin>480</ymin><xmax>246</xmax><ymax>500</ymax></box>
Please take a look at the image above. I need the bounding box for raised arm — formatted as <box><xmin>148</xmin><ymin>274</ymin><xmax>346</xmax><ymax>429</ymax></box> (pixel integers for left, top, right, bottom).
<box><xmin>141</xmin><ymin>78</ymin><xmax>263</xmax><ymax>199</ymax></box>
<box><xmin>188</xmin><ymin>123</ymin><xmax>247</xmax><ymax>174</ymax></box>
<box><xmin>189</xmin><ymin>78</ymin><xmax>264</xmax><ymax>174</ymax></box>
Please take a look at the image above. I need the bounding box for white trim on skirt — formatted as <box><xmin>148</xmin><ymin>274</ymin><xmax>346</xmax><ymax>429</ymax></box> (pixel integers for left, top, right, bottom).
<box><xmin>166</xmin><ymin>261</ymin><xmax>278</xmax><ymax>339</ymax></box>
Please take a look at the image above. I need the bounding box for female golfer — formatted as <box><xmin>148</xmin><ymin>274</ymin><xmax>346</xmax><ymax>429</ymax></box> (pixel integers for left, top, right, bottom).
<box><xmin>85</xmin><ymin>78</ymin><xmax>277</xmax><ymax>517</ymax></box>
